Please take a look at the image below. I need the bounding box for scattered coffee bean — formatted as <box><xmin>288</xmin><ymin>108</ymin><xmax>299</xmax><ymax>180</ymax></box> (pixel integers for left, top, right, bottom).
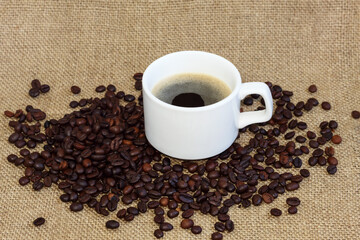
<box><xmin>31</xmin><ymin>79</ymin><xmax>41</xmax><ymax>89</ymax></box>
<box><xmin>321</xmin><ymin>101</ymin><xmax>331</xmax><ymax>110</ymax></box>
<box><xmin>133</xmin><ymin>73</ymin><xmax>143</xmax><ymax>81</ymax></box>
<box><xmin>286</xmin><ymin>197</ymin><xmax>301</xmax><ymax>206</ymax></box>
<box><xmin>270</xmin><ymin>208</ymin><xmax>282</xmax><ymax>216</ymax></box>
<box><xmin>288</xmin><ymin>206</ymin><xmax>298</xmax><ymax>214</ymax></box>
<box><xmin>33</xmin><ymin>217</ymin><xmax>45</xmax><ymax>226</ymax></box>
<box><xmin>106</xmin><ymin>220</ymin><xmax>119</xmax><ymax>229</ymax></box>
<box><xmin>40</xmin><ymin>84</ymin><xmax>50</xmax><ymax>93</ymax></box>
<box><xmin>352</xmin><ymin>110</ymin><xmax>360</xmax><ymax>119</ymax></box>
<box><xmin>300</xmin><ymin>169</ymin><xmax>310</xmax><ymax>178</ymax></box>
<box><xmin>154</xmin><ymin>229</ymin><xmax>163</xmax><ymax>238</ymax></box>
<box><xmin>191</xmin><ymin>225</ymin><xmax>202</xmax><ymax>234</ymax></box>
<box><xmin>95</xmin><ymin>85</ymin><xmax>106</xmax><ymax>92</ymax></box>
<box><xmin>327</xmin><ymin>165</ymin><xmax>337</xmax><ymax>174</ymax></box>
<box><xmin>29</xmin><ymin>88</ymin><xmax>40</xmax><ymax>98</ymax></box>
<box><xmin>181</xmin><ymin>219</ymin><xmax>194</xmax><ymax>229</ymax></box>
<box><xmin>331</xmin><ymin>135</ymin><xmax>342</xmax><ymax>144</ymax></box>
<box><xmin>71</xmin><ymin>86</ymin><xmax>81</xmax><ymax>94</ymax></box>
<box><xmin>211</xmin><ymin>232</ymin><xmax>223</xmax><ymax>240</ymax></box>
<box><xmin>160</xmin><ymin>222</ymin><xmax>173</xmax><ymax>231</ymax></box>
<box><xmin>308</xmin><ymin>85</ymin><xmax>317</xmax><ymax>93</ymax></box>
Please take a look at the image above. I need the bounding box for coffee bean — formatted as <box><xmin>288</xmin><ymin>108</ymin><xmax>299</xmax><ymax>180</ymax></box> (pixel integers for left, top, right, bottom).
<box><xmin>308</xmin><ymin>85</ymin><xmax>317</xmax><ymax>93</ymax></box>
<box><xmin>107</xmin><ymin>84</ymin><xmax>116</xmax><ymax>92</ymax></box>
<box><xmin>70</xmin><ymin>202</ymin><xmax>83</xmax><ymax>212</ymax></box>
<box><xmin>327</xmin><ymin>165</ymin><xmax>337</xmax><ymax>174</ymax></box>
<box><xmin>135</xmin><ymin>81</ymin><xmax>142</xmax><ymax>90</ymax></box>
<box><xmin>300</xmin><ymin>169</ymin><xmax>310</xmax><ymax>178</ymax></box>
<box><xmin>307</xmin><ymin>131</ymin><xmax>316</xmax><ymax>139</ymax></box>
<box><xmin>321</xmin><ymin>101</ymin><xmax>331</xmax><ymax>110</ymax></box>
<box><xmin>71</xmin><ymin>86</ymin><xmax>81</xmax><ymax>94</ymax></box>
<box><xmin>181</xmin><ymin>219</ymin><xmax>194</xmax><ymax>229</ymax></box>
<box><xmin>286</xmin><ymin>197</ymin><xmax>301</xmax><ymax>206</ymax></box>
<box><xmin>288</xmin><ymin>206</ymin><xmax>298</xmax><ymax>214</ymax></box>
<box><xmin>243</xmin><ymin>97</ymin><xmax>253</xmax><ymax>106</ymax></box>
<box><xmin>214</xmin><ymin>222</ymin><xmax>225</xmax><ymax>232</ymax></box>
<box><xmin>69</xmin><ymin>101</ymin><xmax>79</xmax><ymax>108</ymax></box>
<box><xmin>95</xmin><ymin>85</ymin><xmax>106</xmax><ymax>92</ymax></box>
<box><xmin>4</xmin><ymin>110</ymin><xmax>15</xmax><ymax>117</ymax></box>
<box><xmin>331</xmin><ymin>135</ymin><xmax>342</xmax><ymax>144</ymax></box>
<box><xmin>133</xmin><ymin>73</ymin><xmax>143</xmax><ymax>81</ymax></box>
<box><xmin>252</xmin><ymin>194</ymin><xmax>262</xmax><ymax>206</ymax></box>
<box><xmin>167</xmin><ymin>209</ymin><xmax>179</xmax><ymax>218</ymax></box>
<box><xmin>285</xmin><ymin>131</ymin><xmax>295</xmax><ymax>139</ymax></box>
<box><xmin>154</xmin><ymin>207</ymin><xmax>164</xmax><ymax>215</ymax></box>
<box><xmin>160</xmin><ymin>222</ymin><xmax>173</xmax><ymax>231</ymax></box>
<box><xmin>191</xmin><ymin>225</ymin><xmax>202</xmax><ymax>234</ymax></box>
<box><xmin>182</xmin><ymin>209</ymin><xmax>194</xmax><ymax>218</ymax></box>
<box><xmin>124</xmin><ymin>94</ymin><xmax>135</xmax><ymax>102</ymax></box>
<box><xmin>29</xmin><ymin>88</ymin><xmax>40</xmax><ymax>98</ymax></box>
<box><xmin>154</xmin><ymin>229</ymin><xmax>163</xmax><ymax>238</ymax></box>
<box><xmin>295</xmin><ymin>136</ymin><xmax>306</xmax><ymax>143</ymax></box>
<box><xmin>19</xmin><ymin>176</ymin><xmax>30</xmax><ymax>186</ymax></box>
<box><xmin>225</xmin><ymin>220</ymin><xmax>234</xmax><ymax>232</ymax></box>
<box><xmin>286</xmin><ymin>182</ymin><xmax>299</xmax><ymax>191</ymax></box>
<box><xmin>33</xmin><ymin>217</ymin><xmax>45</xmax><ymax>226</ymax></box>
<box><xmin>270</xmin><ymin>208</ymin><xmax>282</xmax><ymax>216</ymax></box>
<box><xmin>106</xmin><ymin>220</ymin><xmax>119</xmax><ymax>229</ymax></box>
<box><xmin>32</xmin><ymin>181</ymin><xmax>44</xmax><ymax>191</ymax></box>
<box><xmin>211</xmin><ymin>232</ymin><xmax>223</xmax><ymax>240</ymax></box>
<box><xmin>40</xmin><ymin>84</ymin><xmax>50</xmax><ymax>93</ymax></box>
<box><xmin>352</xmin><ymin>110</ymin><xmax>360</xmax><ymax>119</ymax></box>
<box><xmin>262</xmin><ymin>193</ymin><xmax>274</xmax><ymax>204</ymax></box>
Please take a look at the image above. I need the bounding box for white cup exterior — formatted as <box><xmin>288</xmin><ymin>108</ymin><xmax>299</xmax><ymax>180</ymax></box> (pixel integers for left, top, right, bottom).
<box><xmin>142</xmin><ymin>51</ymin><xmax>273</xmax><ymax>160</ymax></box>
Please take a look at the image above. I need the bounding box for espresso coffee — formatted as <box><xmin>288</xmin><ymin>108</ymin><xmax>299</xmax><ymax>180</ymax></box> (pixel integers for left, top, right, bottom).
<box><xmin>152</xmin><ymin>73</ymin><xmax>231</xmax><ymax>107</ymax></box>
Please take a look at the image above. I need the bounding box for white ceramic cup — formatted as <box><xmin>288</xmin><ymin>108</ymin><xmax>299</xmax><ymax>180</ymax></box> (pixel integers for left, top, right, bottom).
<box><xmin>142</xmin><ymin>51</ymin><xmax>273</xmax><ymax>160</ymax></box>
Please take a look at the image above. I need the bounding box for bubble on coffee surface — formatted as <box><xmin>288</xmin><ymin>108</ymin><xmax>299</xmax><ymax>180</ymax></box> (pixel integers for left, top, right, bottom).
<box><xmin>152</xmin><ymin>73</ymin><xmax>231</xmax><ymax>107</ymax></box>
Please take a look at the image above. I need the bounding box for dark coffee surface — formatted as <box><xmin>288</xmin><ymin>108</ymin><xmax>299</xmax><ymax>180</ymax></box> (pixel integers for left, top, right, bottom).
<box><xmin>171</xmin><ymin>93</ymin><xmax>205</xmax><ymax>107</ymax></box>
<box><xmin>152</xmin><ymin>73</ymin><xmax>231</xmax><ymax>106</ymax></box>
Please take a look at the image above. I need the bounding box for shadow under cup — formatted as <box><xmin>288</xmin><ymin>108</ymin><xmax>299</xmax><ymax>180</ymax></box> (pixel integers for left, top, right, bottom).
<box><xmin>142</xmin><ymin>51</ymin><xmax>242</xmax><ymax>160</ymax></box>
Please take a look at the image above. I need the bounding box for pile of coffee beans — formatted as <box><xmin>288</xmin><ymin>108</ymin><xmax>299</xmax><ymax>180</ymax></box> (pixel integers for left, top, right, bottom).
<box><xmin>5</xmin><ymin>76</ymin><xmax>343</xmax><ymax>239</ymax></box>
<box><xmin>29</xmin><ymin>79</ymin><xmax>50</xmax><ymax>98</ymax></box>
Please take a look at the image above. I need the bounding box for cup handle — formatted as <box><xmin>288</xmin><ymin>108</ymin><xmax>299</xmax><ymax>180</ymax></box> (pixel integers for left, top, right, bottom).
<box><xmin>237</xmin><ymin>82</ymin><xmax>273</xmax><ymax>128</ymax></box>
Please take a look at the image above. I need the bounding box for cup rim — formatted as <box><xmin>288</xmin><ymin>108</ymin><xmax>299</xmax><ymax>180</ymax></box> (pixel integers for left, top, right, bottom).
<box><xmin>142</xmin><ymin>50</ymin><xmax>242</xmax><ymax>112</ymax></box>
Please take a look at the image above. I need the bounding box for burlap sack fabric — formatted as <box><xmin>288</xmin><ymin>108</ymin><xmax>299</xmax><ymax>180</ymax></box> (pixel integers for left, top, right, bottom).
<box><xmin>1</xmin><ymin>1</ymin><xmax>359</xmax><ymax>239</ymax></box>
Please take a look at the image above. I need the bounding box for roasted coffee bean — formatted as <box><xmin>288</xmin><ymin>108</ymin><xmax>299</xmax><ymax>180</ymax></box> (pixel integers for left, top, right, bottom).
<box><xmin>327</xmin><ymin>165</ymin><xmax>337</xmax><ymax>174</ymax></box>
<box><xmin>352</xmin><ymin>110</ymin><xmax>360</xmax><ymax>119</ymax></box>
<box><xmin>33</xmin><ymin>217</ymin><xmax>45</xmax><ymax>226</ymax></box>
<box><xmin>182</xmin><ymin>209</ymin><xmax>194</xmax><ymax>218</ymax></box>
<box><xmin>167</xmin><ymin>209</ymin><xmax>179</xmax><ymax>218</ymax></box>
<box><xmin>288</xmin><ymin>206</ymin><xmax>298</xmax><ymax>214</ymax></box>
<box><xmin>32</xmin><ymin>181</ymin><xmax>44</xmax><ymax>191</ymax></box>
<box><xmin>307</xmin><ymin>131</ymin><xmax>316</xmax><ymax>139</ymax></box>
<box><xmin>243</xmin><ymin>97</ymin><xmax>253</xmax><ymax>106</ymax></box>
<box><xmin>124</xmin><ymin>94</ymin><xmax>135</xmax><ymax>102</ymax></box>
<box><xmin>4</xmin><ymin>110</ymin><xmax>15</xmax><ymax>117</ymax></box>
<box><xmin>300</xmin><ymin>169</ymin><xmax>310</xmax><ymax>178</ymax></box>
<box><xmin>191</xmin><ymin>225</ymin><xmax>202</xmax><ymax>234</ymax></box>
<box><xmin>154</xmin><ymin>229</ymin><xmax>163</xmax><ymax>238</ymax></box>
<box><xmin>106</xmin><ymin>220</ymin><xmax>119</xmax><ymax>229</ymax></box>
<box><xmin>31</xmin><ymin>79</ymin><xmax>41</xmax><ymax>89</ymax></box>
<box><xmin>107</xmin><ymin>84</ymin><xmax>116</xmax><ymax>92</ymax></box>
<box><xmin>70</xmin><ymin>202</ymin><xmax>83</xmax><ymax>212</ymax></box>
<box><xmin>286</xmin><ymin>197</ymin><xmax>301</xmax><ymax>206</ymax></box>
<box><xmin>215</xmin><ymin>222</ymin><xmax>225</xmax><ymax>232</ymax></box>
<box><xmin>181</xmin><ymin>219</ymin><xmax>194</xmax><ymax>229</ymax></box>
<box><xmin>270</xmin><ymin>208</ymin><xmax>282</xmax><ymax>216</ymax></box>
<box><xmin>95</xmin><ymin>85</ymin><xmax>106</xmax><ymax>92</ymax></box>
<box><xmin>160</xmin><ymin>222</ymin><xmax>173</xmax><ymax>231</ymax></box>
<box><xmin>69</xmin><ymin>101</ymin><xmax>79</xmax><ymax>108</ymax></box>
<box><xmin>262</xmin><ymin>193</ymin><xmax>274</xmax><ymax>204</ymax></box>
<box><xmin>135</xmin><ymin>81</ymin><xmax>142</xmax><ymax>90</ymax></box>
<box><xmin>225</xmin><ymin>220</ymin><xmax>234</xmax><ymax>232</ymax></box>
<box><xmin>19</xmin><ymin>176</ymin><xmax>30</xmax><ymax>186</ymax></box>
<box><xmin>321</xmin><ymin>101</ymin><xmax>331</xmax><ymax>110</ymax></box>
<box><xmin>252</xmin><ymin>194</ymin><xmax>262</xmax><ymax>206</ymax></box>
<box><xmin>40</xmin><ymin>84</ymin><xmax>50</xmax><ymax>93</ymax></box>
<box><xmin>211</xmin><ymin>232</ymin><xmax>223</xmax><ymax>240</ymax></box>
<box><xmin>331</xmin><ymin>135</ymin><xmax>342</xmax><ymax>144</ymax></box>
<box><xmin>71</xmin><ymin>86</ymin><xmax>81</xmax><ymax>94</ymax></box>
<box><xmin>29</xmin><ymin>88</ymin><xmax>40</xmax><ymax>98</ymax></box>
<box><xmin>308</xmin><ymin>85</ymin><xmax>317</xmax><ymax>93</ymax></box>
<box><xmin>286</xmin><ymin>182</ymin><xmax>299</xmax><ymax>191</ymax></box>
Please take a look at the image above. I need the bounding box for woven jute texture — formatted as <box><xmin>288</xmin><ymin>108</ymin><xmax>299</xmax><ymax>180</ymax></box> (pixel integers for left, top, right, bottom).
<box><xmin>1</xmin><ymin>1</ymin><xmax>359</xmax><ymax>239</ymax></box>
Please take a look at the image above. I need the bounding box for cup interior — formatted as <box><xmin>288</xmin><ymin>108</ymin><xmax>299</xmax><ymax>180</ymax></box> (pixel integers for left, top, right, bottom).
<box><xmin>143</xmin><ymin>51</ymin><xmax>241</xmax><ymax>101</ymax></box>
